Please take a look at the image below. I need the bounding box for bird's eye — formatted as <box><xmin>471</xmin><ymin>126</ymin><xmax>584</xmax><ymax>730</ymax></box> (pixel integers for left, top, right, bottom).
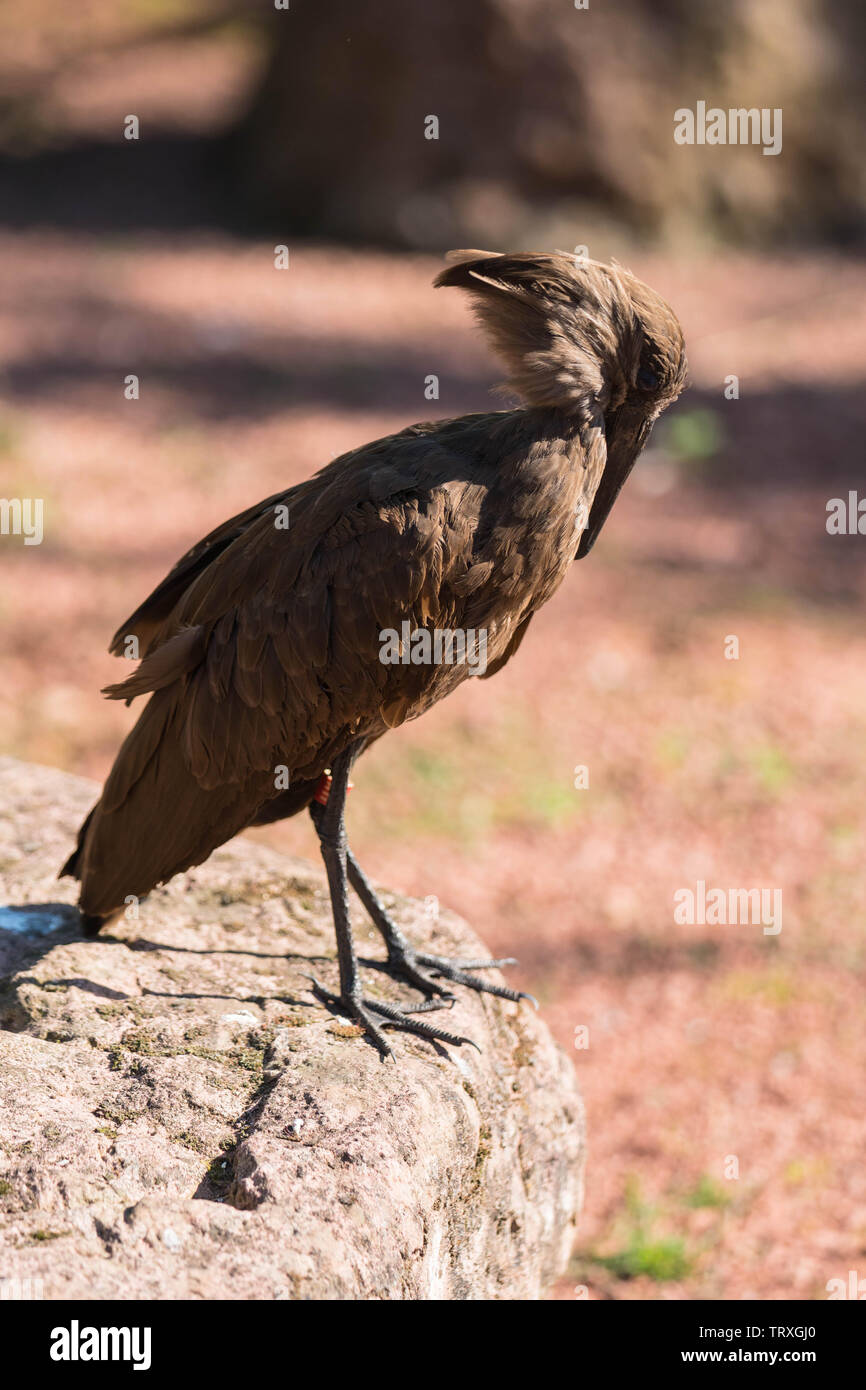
<box><xmin>636</xmin><ymin>367</ymin><xmax>659</xmax><ymax>391</ymax></box>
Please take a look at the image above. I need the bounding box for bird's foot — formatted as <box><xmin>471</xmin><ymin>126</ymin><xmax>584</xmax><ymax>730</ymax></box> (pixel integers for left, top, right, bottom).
<box><xmin>307</xmin><ymin>977</ymin><xmax>480</xmax><ymax>1060</ymax></box>
<box><xmin>387</xmin><ymin>945</ymin><xmax>537</xmax><ymax>1007</ymax></box>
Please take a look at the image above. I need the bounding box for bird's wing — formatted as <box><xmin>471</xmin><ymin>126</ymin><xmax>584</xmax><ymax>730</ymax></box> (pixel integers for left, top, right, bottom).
<box><xmin>102</xmin><ymin>439</ymin><xmax>502</xmax><ymax>791</ymax></box>
<box><xmin>108</xmin><ymin>487</ymin><xmax>294</xmax><ymax>658</ymax></box>
<box><xmin>106</xmin><ymin>415</ymin><xmax>492</xmax><ymax>659</ymax></box>
<box><xmin>477</xmin><ymin>609</ymin><xmax>534</xmax><ymax>679</ymax></box>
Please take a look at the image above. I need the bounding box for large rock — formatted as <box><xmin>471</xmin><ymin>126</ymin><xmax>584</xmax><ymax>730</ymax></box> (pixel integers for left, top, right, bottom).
<box><xmin>0</xmin><ymin>758</ymin><xmax>583</xmax><ymax>1300</ymax></box>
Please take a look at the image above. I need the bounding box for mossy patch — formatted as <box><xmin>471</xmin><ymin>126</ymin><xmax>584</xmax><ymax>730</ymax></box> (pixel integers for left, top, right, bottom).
<box><xmin>580</xmin><ymin>1177</ymin><xmax>697</xmax><ymax>1284</ymax></box>
<box><xmin>101</xmin><ymin>1027</ymin><xmax>272</xmax><ymax>1078</ymax></box>
<box><xmin>595</xmin><ymin>1234</ymin><xmax>693</xmax><ymax>1282</ymax></box>
<box><xmin>328</xmin><ymin>1022</ymin><xmax>363</xmax><ymax>1039</ymax></box>
<box><xmin>172</xmin><ymin>1130</ymin><xmax>208</xmax><ymax>1154</ymax></box>
<box><xmin>682</xmin><ymin>1174</ymin><xmax>731</xmax><ymax>1209</ymax></box>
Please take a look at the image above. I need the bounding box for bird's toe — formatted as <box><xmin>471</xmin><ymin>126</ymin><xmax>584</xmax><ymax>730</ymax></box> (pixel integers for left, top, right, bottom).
<box><xmin>307</xmin><ymin>976</ymin><xmax>475</xmax><ymax>1056</ymax></box>
<box><xmin>414</xmin><ymin>951</ymin><xmax>535</xmax><ymax>1005</ymax></box>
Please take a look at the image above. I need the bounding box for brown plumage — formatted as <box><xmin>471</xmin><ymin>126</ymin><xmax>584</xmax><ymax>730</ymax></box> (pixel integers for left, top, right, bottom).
<box><xmin>62</xmin><ymin>250</ymin><xmax>687</xmax><ymax>1056</ymax></box>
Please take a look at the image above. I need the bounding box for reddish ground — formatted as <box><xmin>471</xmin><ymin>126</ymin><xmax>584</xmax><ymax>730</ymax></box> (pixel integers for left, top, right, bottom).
<box><xmin>1</xmin><ymin>235</ymin><xmax>865</xmax><ymax>1300</ymax></box>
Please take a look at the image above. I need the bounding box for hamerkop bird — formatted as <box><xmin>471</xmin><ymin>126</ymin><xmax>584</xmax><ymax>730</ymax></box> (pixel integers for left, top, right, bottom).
<box><xmin>62</xmin><ymin>251</ymin><xmax>686</xmax><ymax>1056</ymax></box>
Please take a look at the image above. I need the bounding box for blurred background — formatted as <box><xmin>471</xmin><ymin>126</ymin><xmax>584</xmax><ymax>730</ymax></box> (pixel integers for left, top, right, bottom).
<box><xmin>1</xmin><ymin>0</ymin><xmax>865</xmax><ymax>1300</ymax></box>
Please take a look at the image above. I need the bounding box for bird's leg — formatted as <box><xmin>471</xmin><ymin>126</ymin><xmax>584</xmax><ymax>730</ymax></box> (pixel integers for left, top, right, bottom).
<box><xmin>310</xmin><ymin>793</ymin><xmax>533</xmax><ymax>1008</ymax></box>
<box><xmin>347</xmin><ymin>846</ymin><xmax>533</xmax><ymax>1004</ymax></box>
<box><xmin>309</xmin><ymin>748</ymin><xmax>477</xmax><ymax>1058</ymax></box>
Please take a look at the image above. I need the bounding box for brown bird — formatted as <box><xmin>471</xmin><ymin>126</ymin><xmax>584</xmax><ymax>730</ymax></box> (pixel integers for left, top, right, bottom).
<box><xmin>62</xmin><ymin>250</ymin><xmax>686</xmax><ymax>1056</ymax></box>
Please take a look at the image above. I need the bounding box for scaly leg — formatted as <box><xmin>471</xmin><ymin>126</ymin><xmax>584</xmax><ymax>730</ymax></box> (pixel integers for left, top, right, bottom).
<box><xmin>309</xmin><ymin>747</ymin><xmax>478</xmax><ymax>1058</ymax></box>
<box><xmin>310</xmin><ymin>792</ymin><xmax>534</xmax><ymax>1009</ymax></box>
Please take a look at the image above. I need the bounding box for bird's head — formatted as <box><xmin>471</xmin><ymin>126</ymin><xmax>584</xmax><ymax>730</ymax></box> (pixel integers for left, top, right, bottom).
<box><xmin>435</xmin><ymin>248</ymin><xmax>688</xmax><ymax>555</ymax></box>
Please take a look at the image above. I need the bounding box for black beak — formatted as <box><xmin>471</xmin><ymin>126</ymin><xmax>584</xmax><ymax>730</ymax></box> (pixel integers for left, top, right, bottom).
<box><xmin>576</xmin><ymin>405</ymin><xmax>653</xmax><ymax>559</ymax></box>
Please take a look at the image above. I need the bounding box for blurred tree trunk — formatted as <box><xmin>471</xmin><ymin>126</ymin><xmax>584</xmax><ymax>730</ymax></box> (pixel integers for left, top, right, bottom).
<box><xmin>228</xmin><ymin>0</ymin><xmax>866</xmax><ymax>249</ymax></box>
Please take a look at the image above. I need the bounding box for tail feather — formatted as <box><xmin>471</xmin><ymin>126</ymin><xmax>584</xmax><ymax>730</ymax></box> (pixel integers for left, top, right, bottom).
<box><xmin>60</xmin><ymin>805</ymin><xmax>96</xmax><ymax>880</ymax></box>
<box><xmin>68</xmin><ymin>688</ymin><xmax>274</xmax><ymax>919</ymax></box>
<box><xmin>102</xmin><ymin>625</ymin><xmax>206</xmax><ymax>702</ymax></box>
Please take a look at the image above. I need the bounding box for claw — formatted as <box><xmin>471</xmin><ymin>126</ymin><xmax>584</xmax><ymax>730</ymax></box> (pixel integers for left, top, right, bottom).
<box><xmin>412</xmin><ymin>951</ymin><xmax>531</xmax><ymax>1005</ymax></box>
<box><xmin>305</xmin><ymin>975</ymin><xmax>478</xmax><ymax>1055</ymax></box>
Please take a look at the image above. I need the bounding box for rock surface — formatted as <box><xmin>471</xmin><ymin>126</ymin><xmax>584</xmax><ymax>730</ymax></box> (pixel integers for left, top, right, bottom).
<box><xmin>0</xmin><ymin>758</ymin><xmax>583</xmax><ymax>1300</ymax></box>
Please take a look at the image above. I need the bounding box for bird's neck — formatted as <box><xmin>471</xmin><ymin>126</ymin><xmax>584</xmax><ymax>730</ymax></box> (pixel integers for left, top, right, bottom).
<box><xmin>515</xmin><ymin>403</ymin><xmax>606</xmax><ymax>472</ymax></box>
